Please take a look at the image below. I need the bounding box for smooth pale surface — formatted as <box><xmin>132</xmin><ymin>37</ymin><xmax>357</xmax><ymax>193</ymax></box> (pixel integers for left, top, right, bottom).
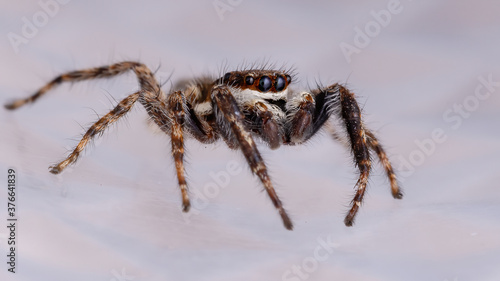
<box><xmin>1</xmin><ymin>1</ymin><xmax>499</xmax><ymax>281</ymax></box>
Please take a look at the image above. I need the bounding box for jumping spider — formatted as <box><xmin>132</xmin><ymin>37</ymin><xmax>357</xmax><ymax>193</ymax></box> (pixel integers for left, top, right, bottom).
<box><xmin>5</xmin><ymin>61</ymin><xmax>403</xmax><ymax>230</ymax></box>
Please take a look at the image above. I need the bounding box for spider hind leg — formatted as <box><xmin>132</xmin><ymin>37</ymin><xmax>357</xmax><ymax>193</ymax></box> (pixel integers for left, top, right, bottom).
<box><xmin>5</xmin><ymin>62</ymin><xmax>147</xmax><ymax>110</ymax></box>
<box><xmin>49</xmin><ymin>92</ymin><xmax>140</xmax><ymax>174</ymax></box>
<box><xmin>7</xmin><ymin>61</ymin><xmax>195</xmax><ymax>213</ymax></box>
<box><xmin>365</xmin><ymin>130</ymin><xmax>403</xmax><ymax>199</ymax></box>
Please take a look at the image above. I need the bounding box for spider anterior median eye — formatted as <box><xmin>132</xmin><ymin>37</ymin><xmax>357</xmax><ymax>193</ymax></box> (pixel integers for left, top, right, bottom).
<box><xmin>258</xmin><ymin>76</ymin><xmax>272</xmax><ymax>92</ymax></box>
<box><xmin>245</xmin><ymin>76</ymin><xmax>254</xmax><ymax>85</ymax></box>
<box><xmin>275</xmin><ymin>75</ymin><xmax>286</xmax><ymax>91</ymax></box>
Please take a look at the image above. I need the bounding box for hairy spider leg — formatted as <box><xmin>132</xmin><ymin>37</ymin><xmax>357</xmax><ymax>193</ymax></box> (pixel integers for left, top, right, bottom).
<box><xmin>302</xmin><ymin>84</ymin><xmax>403</xmax><ymax>225</ymax></box>
<box><xmin>166</xmin><ymin>91</ymin><xmax>190</xmax><ymax>212</ymax></box>
<box><xmin>49</xmin><ymin>92</ymin><xmax>140</xmax><ymax>174</ymax></box>
<box><xmin>365</xmin><ymin>130</ymin><xmax>403</xmax><ymax>199</ymax></box>
<box><xmin>5</xmin><ymin>61</ymin><xmax>193</xmax><ymax>212</ymax></box>
<box><xmin>339</xmin><ymin>86</ymin><xmax>372</xmax><ymax>226</ymax></box>
<box><xmin>5</xmin><ymin>62</ymin><xmax>145</xmax><ymax>109</ymax></box>
<box><xmin>309</xmin><ymin>84</ymin><xmax>372</xmax><ymax>226</ymax></box>
<box><xmin>211</xmin><ymin>85</ymin><xmax>293</xmax><ymax>230</ymax></box>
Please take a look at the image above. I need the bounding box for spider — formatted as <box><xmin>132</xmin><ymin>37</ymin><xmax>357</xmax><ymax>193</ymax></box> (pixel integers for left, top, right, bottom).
<box><xmin>5</xmin><ymin>61</ymin><xmax>403</xmax><ymax>230</ymax></box>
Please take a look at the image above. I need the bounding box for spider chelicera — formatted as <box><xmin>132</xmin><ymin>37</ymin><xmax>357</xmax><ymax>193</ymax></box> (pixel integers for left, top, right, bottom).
<box><xmin>5</xmin><ymin>61</ymin><xmax>403</xmax><ymax>230</ymax></box>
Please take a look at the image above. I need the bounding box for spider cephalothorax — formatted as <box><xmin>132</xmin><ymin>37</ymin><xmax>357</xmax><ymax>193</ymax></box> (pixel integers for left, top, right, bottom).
<box><xmin>5</xmin><ymin>61</ymin><xmax>403</xmax><ymax>230</ymax></box>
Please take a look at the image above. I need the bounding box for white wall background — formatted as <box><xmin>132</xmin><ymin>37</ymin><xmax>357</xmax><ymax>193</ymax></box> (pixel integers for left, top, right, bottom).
<box><xmin>1</xmin><ymin>1</ymin><xmax>499</xmax><ymax>280</ymax></box>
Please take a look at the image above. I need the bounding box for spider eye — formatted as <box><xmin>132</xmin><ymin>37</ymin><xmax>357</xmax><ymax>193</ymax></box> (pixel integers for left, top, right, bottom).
<box><xmin>258</xmin><ymin>76</ymin><xmax>272</xmax><ymax>92</ymax></box>
<box><xmin>275</xmin><ymin>75</ymin><xmax>286</xmax><ymax>91</ymax></box>
<box><xmin>223</xmin><ymin>72</ymin><xmax>231</xmax><ymax>83</ymax></box>
<box><xmin>245</xmin><ymin>76</ymin><xmax>254</xmax><ymax>85</ymax></box>
<box><xmin>285</xmin><ymin>74</ymin><xmax>292</xmax><ymax>84</ymax></box>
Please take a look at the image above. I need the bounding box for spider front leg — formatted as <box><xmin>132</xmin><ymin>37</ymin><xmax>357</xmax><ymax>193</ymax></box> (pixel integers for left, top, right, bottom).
<box><xmin>211</xmin><ymin>85</ymin><xmax>293</xmax><ymax>230</ymax></box>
